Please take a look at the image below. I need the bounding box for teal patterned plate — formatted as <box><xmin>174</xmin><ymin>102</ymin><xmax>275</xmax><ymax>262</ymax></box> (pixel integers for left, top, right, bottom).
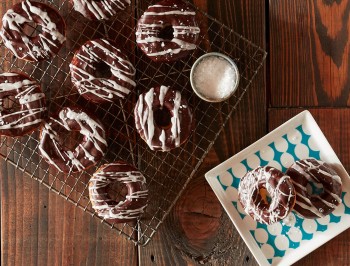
<box><xmin>205</xmin><ymin>111</ymin><xmax>350</xmax><ymax>266</ymax></box>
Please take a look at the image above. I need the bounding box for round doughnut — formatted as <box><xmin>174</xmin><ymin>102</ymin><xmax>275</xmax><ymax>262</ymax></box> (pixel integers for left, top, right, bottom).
<box><xmin>0</xmin><ymin>72</ymin><xmax>46</xmax><ymax>137</ymax></box>
<box><xmin>0</xmin><ymin>0</ymin><xmax>66</xmax><ymax>61</ymax></box>
<box><xmin>134</xmin><ymin>85</ymin><xmax>193</xmax><ymax>151</ymax></box>
<box><xmin>238</xmin><ymin>166</ymin><xmax>296</xmax><ymax>225</ymax></box>
<box><xmin>136</xmin><ymin>0</ymin><xmax>200</xmax><ymax>62</ymax></box>
<box><xmin>286</xmin><ymin>158</ymin><xmax>342</xmax><ymax>219</ymax></box>
<box><xmin>70</xmin><ymin>38</ymin><xmax>136</xmax><ymax>104</ymax></box>
<box><xmin>89</xmin><ymin>161</ymin><xmax>148</xmax><ymax>223</ymax></box>
<box><xmin>71</xmin><ymin>0</ymin><xmax>131</xmax><ymax>20</ymax></box>
<box><xmin>39</xmin><ymin>107</ymin><xmax>107</xmax><ymax>173</ymax></box>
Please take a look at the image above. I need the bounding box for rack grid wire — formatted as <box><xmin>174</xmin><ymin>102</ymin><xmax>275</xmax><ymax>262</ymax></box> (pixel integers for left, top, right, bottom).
<box><xmin>0</xmin><ymin>0</ymin><xmax>266</xmax><ymax>246</ymax></box>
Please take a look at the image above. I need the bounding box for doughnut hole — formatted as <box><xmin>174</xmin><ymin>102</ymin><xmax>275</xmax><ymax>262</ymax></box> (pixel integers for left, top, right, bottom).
<box><xmin>307</xmin><ymin>180</ymin><xmax>324</xmax><ymax>196</ymax></box>
<box><xmin>259</xmin><ymin>187</ymin><xmax>272</xmax><ymax>205</ymax></box>
<box><xmin>154</xmin><ymin>107</ymin><xmax>172</xmax><ymax>130</ymax></box>
<box><xmin>251</xmin><ymin>184</ymin><xmax>273</xmax><ymax>210</ymax></box>
<box><xmin>107</xmin><ymin>181</ymin><xmax>128</xmax><ymax>204</ymax></box>
<box><xmin>22</xmin><ymin>21</ymin><xmax>43</xmax><ymax>38</ymax></box>
<box><xmin>158</xmin><ymin>24</ymin><xmax>174</xmax><ymax>40</ymax></box>
<box><xmin>1</xmin><ymin>94</ymin><xmax>21</xmax><ymax>113</ymax></box>
<box><xmin>92</xmin><ymin>61</ymin><xmax>112</xmax><ymax>79</ymax></box>
<box><xmin>58</xmin><ymin>128</ymin><xmax>84</xmax><ymax>151</ymax></box>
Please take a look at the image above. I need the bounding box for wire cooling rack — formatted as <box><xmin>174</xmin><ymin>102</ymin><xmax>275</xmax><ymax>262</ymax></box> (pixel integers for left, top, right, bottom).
<box><xmin>0</xmin><ymin>0</ymin><xmax>266</xmax><ymax>246</ymax></box>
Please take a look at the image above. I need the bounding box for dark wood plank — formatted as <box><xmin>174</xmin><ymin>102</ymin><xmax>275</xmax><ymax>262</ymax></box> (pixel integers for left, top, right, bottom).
<box><xmin>140</xmin><ymin>0</ymin><xmax>266</xmax><ymax>265</ymax></box>
<box><xmin>270</xmin><ymin>0</ymin><xmax>350</xmax><ymax>107</ymax></box>
<box><xmin>1</xmin><ymin>162</ymin><xmax>139</xmax><ymax>266</ymax></box>
<box><xmin>268</xmin><ymin>108</ymin><xmax>350</xmax><ymax>265</ymax></box>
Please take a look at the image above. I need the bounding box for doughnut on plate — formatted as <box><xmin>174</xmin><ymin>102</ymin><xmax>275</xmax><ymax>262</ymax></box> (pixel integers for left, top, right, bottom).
<box><xmin>205</xmin><ymin>111</ymin><xmax>350</xmax><ymax>266</ymax></box>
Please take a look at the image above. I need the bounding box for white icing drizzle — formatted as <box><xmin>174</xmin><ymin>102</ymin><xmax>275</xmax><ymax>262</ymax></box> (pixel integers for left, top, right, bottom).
<box><xmin>159</xmin><ymin>85</ymin><xmax>168</xmax><ymax>107</ymax></box>
<box><xmin>136</xmin><ymin>2</ymin><xmax>200</xmax><ymax>59</ymax></box>
<box><xmin>238</xmin><ymin>166</ymin><xmax>295</xmax><ymax>225</ymax></box>
<box><xmin>171</xmin><ymin>91</ymin><xmax>181</xmax><ymax>147</ymax></box>
<box><xmin>73</xmin><ymin>0</ymin><xmax>130</xmax><ymax>20</ymax></box>
<box><xmin>288</xmin><ymin>159</ymin><xmax>342</xmax><ymax>218</ymax></box>
<box><xmin>159</xmin><ymin>129</ymin><xmax>167</xmax><ymax>151</ymax></box>
<box><xmin>70</xmin><ymin>39</ymin><xmax>136</xmax><ymax>102</ymax></box>
<box><xmin>0</xmin><ymin>73</ymin><xmax>46</xmax><ymax>132</ymax></box>
<box><xmin>135</xmin><ymin>86</ymin><xmax>190</xmax><ymax>151</ymax></box>
<box><xmin>144</xmin><ymin>10</ymin><xmax>196</xmax><ymax>16</ymax></box>
<box><xmin>89</xmin><ymin>162</ymin><xmax>148</xmax><ymax>220</ymax></box>
<box><xmin>0</xmin><ymin>0</ymin><xmax>66</xmax><ymax>61</ymax></box>
<box><xmin>39</xmin><ymin>107</ymin><xmax>107</xmax><ymax>173</ymax></box>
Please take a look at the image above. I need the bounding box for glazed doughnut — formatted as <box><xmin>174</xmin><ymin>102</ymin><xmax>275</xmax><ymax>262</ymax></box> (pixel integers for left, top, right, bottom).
<box><xmin>0</xmin><ymin>0</ymin><xmax>66</xmax><ymax>61</ymax></box>
<box><xmin>136</xmin><ymin>0</ymin><xmax>200</xmax><ymax>62</ymax></box>
<box><xmin>238</xmin><ymin>166</ymin><xmax>296</xmax><ymax>225</ymax></box>
<box><xmin>39</xmin><ymin>107</ymin><xmax>107</xmax><ymax>173</ymax></box>
<box><xmin>286</xmin><ymin>159</ymin><xmax>342</xmax><ymax>219</ymax></box>
<box><xmin>134</xmin><ymin>86</ymin><xmax>193</xmax><ymax>151</ymax></box>
<box><xmin>89</xmin><ymin>161</ymin><xmax>148</xmax><ymax>223</ymax></box>
<box><xmin>0</xmin><ymin>72</ymin><xmax>46</xmax><ymax>136</ymax></box>
<box><xmin>71</xmin><ymin>0</ymin><xmax>131</xmax><ymax>20</ymax></box>
<box><xmin>70</xmin><ymin>39</ymin><xmax>136</xmax><ymax>104</ymax></box>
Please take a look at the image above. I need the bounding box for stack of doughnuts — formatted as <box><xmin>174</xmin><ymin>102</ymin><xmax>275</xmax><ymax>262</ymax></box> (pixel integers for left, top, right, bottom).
<box><xmin>238</xmin><ymin>159</ymin><xmax>343</xmax><ymax>225</ymax></box>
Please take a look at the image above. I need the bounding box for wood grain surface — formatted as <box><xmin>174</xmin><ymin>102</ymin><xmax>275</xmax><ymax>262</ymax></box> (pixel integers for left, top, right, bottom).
<box><xmin>1</xmin><ymin>0</ymin><xmax>350</xmax><ymax>266</ymax></box>
<box><xmin>270</xmin><ymin>0</ymin><xmax>350</xmax><ymax>107</ymax></box>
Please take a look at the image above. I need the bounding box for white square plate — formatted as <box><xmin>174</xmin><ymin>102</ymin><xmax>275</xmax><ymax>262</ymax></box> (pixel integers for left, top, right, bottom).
<box><xmin>205</xmin><ymin>110</ymin><xmax>350</xmax><ymax>266</ymax></box>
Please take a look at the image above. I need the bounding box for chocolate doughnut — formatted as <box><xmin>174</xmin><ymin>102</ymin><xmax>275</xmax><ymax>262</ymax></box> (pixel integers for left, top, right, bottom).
<box><xmin>70</xmin><ymin>39</ymin><xmax>136</xmax><ymax>104</ymax></box>
<box><xmin>39</xmin><ymin>107</ymin><xmax>107</xmax><ymax>173</ymax></box>
<box><xmin>238</xmin><ymin>166</ymin><xmax>296</xmax><ymax>225</ymax></box>
<box><xmin>136</xmin><ymin>0</ymin><xmax>200</xmax><ymax>62</ymax></box>
<box><xmin>71</xmin><ymin>0</ymin><xmax>131</xmax><ymax>20</ymax></box>
<box><xmin>0</xmin><ymin>72</ymin><xmax>46</xmax><ymax>137</ymax></box>
<box><xmin>286</xmin><ymin>159</ymin><xmax>342</xmax><ymax>219</ymax></box>
<box><xmin>134</xmin><ymin>86</ymin><xmax>193</xmax><ymax>151</ymax></box>
<box><xmin>0</xmin><ymin>0</ymin><xmax>66</xmax><ymax>61</ymax></box>
<box><xmin>89</xmin><ymin>161</ymin><xmax>148</xmax><ymax>223</ymax></box>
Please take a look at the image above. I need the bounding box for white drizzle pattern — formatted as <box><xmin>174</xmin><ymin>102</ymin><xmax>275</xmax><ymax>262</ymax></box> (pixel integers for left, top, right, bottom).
<box><xmin>73</xmin><ymin>0</ymin><xmax>131</xmax><ymax>20</ymax></box>
<box><xmin>89</xmin><ymin>162</ymin><xmax>148</xmax><ymax>221</ymax></box>
<box><xmin>70</xmin><ymin>39</ymin><xmax>136</xmax><ymax>103</ymax></box>
<box><xmin>39</xmin><ymin>107</ymin><xmax>107</xmax><ymax>173</ymax></box>
<box><xmin>0</xmin><ymin>0</ymin><xmax>66</xmax><ymax>61</ymax></box>
<box><xmin>0</xmin><ymin>72</ymin><xmax>46</xmax><ymax>135</ymax></box>
<box><xmin>136</xmin><ymin>1</ymin><xmax>200</xmax><ymax>61</ymax></box>
<box><xmin>287</xmin><ymin>159</ymin><xmax>342</xmax><ymax>218</ymax></box>
<box><xmin>238</xmin><ymin>166</ymin><xmax>296</xmax><ymax>225</ymax></box>
<box><xmin>135</xmin><ymin>86</ymin><xmax>190</xmax><ymax>151</ymax></box>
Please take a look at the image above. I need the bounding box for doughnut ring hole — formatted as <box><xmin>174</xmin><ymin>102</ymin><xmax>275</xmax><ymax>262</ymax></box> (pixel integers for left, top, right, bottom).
<box><xmin>307</xmin><ymin>181</ymin><xmax>325</xmax><ymax>197</ymax></box>
<box><xmin>154</xmin><ymin>107</ymin><xmax>172</xmax><ymax>129</ymax></box>
<box><xmin>58</xmin><ymin>128</ymin><xmax>84</xmax><ymax>151</ymax></box>
<box><xmin>259</xmin><ymin>186</ymin><xmax>272</xmax><ymax>205</ymax></box>
<box><xmin>92</xmin><ymin>61</ymin><xmax>112</xmax><ymax>79</ymax></box>
<box><xmin>107</xmin><ymin>181</ymin><xmax>128</xmax><ymax>203</ymax></box>
<box><xmin>158</xmin><ymin>24</ymin><xmax>175</xmax><ymax>40</ymax></box>
<box><xmin>22</xmin><ymin>21</ymin><xmax>42</xmax><ymax>38</ymax></box>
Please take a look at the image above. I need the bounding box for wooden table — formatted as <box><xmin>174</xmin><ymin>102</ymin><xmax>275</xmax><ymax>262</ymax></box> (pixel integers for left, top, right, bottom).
<box><xmin>1</xmin><ymin>0</ymin><xmax>350</xmax><ymax>265</ymax></box>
